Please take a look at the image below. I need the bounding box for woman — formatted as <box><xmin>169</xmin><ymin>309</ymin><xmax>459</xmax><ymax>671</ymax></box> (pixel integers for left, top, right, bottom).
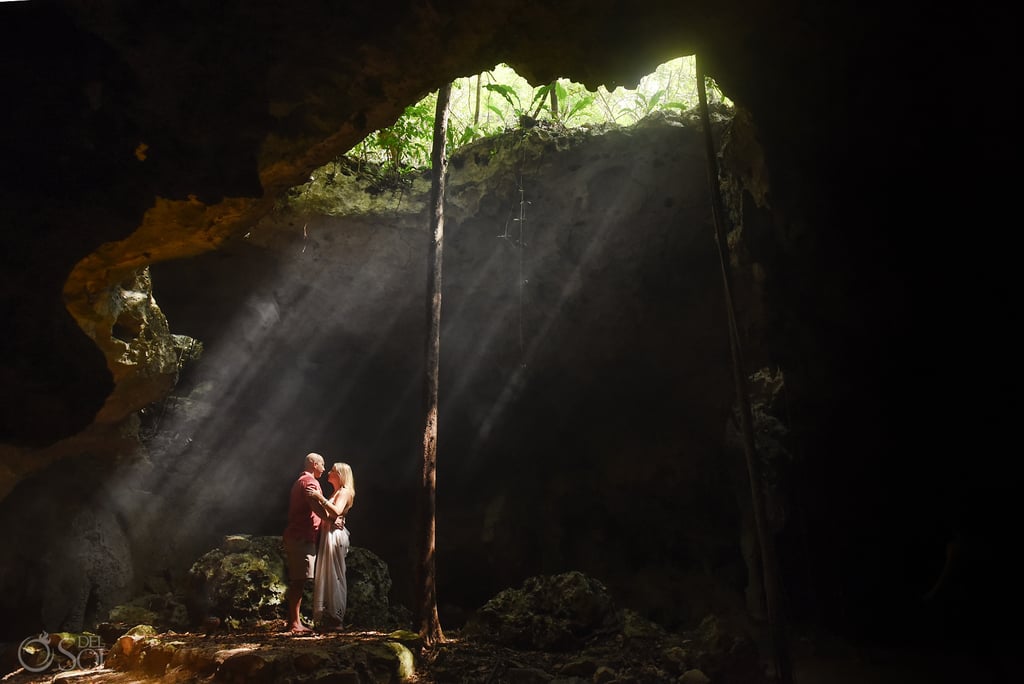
<box><xmin>312</xmin><ymin>462</ymin><xmax>355</xmax><ymax>630</ymax></box>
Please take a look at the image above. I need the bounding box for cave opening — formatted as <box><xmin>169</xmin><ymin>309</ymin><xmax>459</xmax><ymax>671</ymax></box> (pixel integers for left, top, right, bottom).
<box><xmin>134</xmin><ymin>54</ymin><xmax>748</xmax><ymax>639</ymax></box>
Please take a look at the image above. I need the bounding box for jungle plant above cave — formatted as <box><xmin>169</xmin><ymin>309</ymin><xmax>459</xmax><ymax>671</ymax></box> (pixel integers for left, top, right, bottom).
<box><xmin>348</xmin><ymin>57</ymin><xmax>730</xmax><ymax>182</ymax></box>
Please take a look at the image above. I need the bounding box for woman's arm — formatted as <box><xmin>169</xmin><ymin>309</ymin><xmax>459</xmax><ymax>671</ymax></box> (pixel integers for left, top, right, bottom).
<box><xmin>317</xmin><ymin>488</ymin><xmax>350</xmax><ymax>520</ymax></box>
<box><xmin>306</xmin><ymin>486</ymin><xmax>331</xmax><ymax>520</ymax></box>
<box><xmin>314</xmin><ymin>492</ymin><xmax>340</xmax><ymax>519</ymax></box>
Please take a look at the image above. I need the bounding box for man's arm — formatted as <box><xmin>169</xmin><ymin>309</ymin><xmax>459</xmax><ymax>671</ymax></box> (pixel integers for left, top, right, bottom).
<box><xmin>305</xmin><ymin>486</ymin><xmax>331</xmax><ymax>519</ymax></box>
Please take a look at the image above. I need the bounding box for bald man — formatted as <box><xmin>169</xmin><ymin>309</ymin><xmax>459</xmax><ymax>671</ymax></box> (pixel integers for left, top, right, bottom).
<box><xmin>283</xmin><ymin>452</ymin><xmax>329</xmax><ymax>632</ymax></box>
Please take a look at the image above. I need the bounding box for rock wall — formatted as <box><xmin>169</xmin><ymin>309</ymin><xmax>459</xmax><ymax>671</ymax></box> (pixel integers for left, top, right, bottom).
<box><xmin>0</xmin><ymin>115</ymin><xmax>748</xmax><ymax>636</ymax></box>
<box><xmin>153</xmin><ymin>116</ymin><xmax>742</xmax><ymax>628</ymax></box>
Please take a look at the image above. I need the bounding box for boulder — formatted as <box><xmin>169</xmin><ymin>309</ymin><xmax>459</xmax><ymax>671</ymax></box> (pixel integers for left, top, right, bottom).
<box><xmin>463</xmin><ymin>571</ymin><xmax>621</xmax><ymax>651</ymax></box>
<box><xmin>185</xmin><ymin>535</ymin><xmax>288</xmax><ymax>623</ymax></box>
<box><xmin>183</xmin><ymin>534</ymin><xmax>401</xmax><ymax>629</ymax></box>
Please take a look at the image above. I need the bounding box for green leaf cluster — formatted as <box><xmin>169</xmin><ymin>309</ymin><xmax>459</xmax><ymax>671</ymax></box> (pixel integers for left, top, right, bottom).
<box><xmin>347</xmin><ymin>56</ymin><xmax>730</xmax><ymax>176</ymax></box>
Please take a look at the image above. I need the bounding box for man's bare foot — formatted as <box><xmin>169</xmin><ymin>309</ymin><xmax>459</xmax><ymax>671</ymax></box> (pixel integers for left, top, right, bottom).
<box><xmin>285</xmin><ymin>622</ymin><xmax>312</xmax><ymax>633</ymax></box>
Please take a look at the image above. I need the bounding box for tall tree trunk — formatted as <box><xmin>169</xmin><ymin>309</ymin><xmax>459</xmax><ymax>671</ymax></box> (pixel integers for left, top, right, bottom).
<box><xmin>416</xmin><ymin>82</ymin><xmax>451</xmax><ymax>647</ymax></box>
<box><xmin>549</xmin><ymin>80</ymin><xmax>559</xmax><ymax>120</ymax></box>
<box><xmin>473</xmin><ymin>73</ymin><xmax>482</xmax><ymax>127</ymax></box>
<box><xmin>695</xmin><ymin>55</ymin><xmax>794</xmax><ymax>684</ymax></box>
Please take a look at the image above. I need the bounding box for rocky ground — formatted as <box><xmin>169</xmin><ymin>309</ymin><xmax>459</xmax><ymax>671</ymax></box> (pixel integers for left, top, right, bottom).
<box><xmin>0</xmin><ymin>620</ymin><xmax>758</xmax><ymax>684</ymax></box>
<box><xmin>2</xmin><ymin>620</ymin><xmax>1005</xmax><ymax>684</ymax></box>
<box><xmin>1</xmin><ymin>542</ymin><xmax>1003</xmax><ymax>683</ymax></box>
<box><xmin>1</xmin><ymin>620</ymin><xmax>999</xmax><ymax>684</ymax></box>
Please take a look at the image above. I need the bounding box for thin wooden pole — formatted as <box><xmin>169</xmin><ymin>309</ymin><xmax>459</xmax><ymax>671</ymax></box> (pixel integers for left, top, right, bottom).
<box><xmin>417</xmin><ymin>82</ymin><xmax>452</xmax><ymax>646</ymax></box>
<box><xmin>695</xmin><ymin>54</ymin><xmax>794</xmax><ymax>684</ymax></box>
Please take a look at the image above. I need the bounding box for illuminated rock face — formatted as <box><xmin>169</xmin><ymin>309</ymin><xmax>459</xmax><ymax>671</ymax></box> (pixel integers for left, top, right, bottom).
<box><xmin>145</xmin><ymin>116</ymin><xmax>737</xmax><ymax>628</ymax></box>
<box><xmin>1</xmin><ymin>114</ymin><xmax>743</xmax><ymax>637</ymax></box>
<box><xmin>0</xmin><ymin>0</ymin><xmax>1008</xmax><ymax>655</ymax></box>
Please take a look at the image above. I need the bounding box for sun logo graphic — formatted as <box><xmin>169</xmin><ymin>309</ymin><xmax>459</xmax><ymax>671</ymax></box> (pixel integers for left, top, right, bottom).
<box><xmin>17</xmin><ymin>631</ymin><xmax>107</xmax><ymax>673</ymax></box>
<box><xmin>17</xmin><ymin>631</ymin><xmax>53</xmax><ymax>673</ymax></box>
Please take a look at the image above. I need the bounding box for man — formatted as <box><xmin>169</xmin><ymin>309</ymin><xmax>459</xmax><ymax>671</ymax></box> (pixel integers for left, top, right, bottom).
<box><xmin>283</xmin><ymin>452</ymin><xmax>330</xmax><ymax>633</ymax></box>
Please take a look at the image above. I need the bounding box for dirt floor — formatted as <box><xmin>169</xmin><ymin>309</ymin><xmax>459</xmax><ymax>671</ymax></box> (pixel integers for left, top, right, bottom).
<box><xmin>1</xmin><ymin>624</ymin><xmax>1008</xmax><ymax>683</ymax></box>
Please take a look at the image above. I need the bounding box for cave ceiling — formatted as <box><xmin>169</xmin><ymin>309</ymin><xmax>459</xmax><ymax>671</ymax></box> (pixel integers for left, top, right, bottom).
<box><xmin>0</xmin><ymin>0</ymin><xmax>835</xmax><ymax>466</ymax></box>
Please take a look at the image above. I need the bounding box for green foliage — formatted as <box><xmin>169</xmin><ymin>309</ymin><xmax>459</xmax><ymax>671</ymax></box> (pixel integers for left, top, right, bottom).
<box><xmin>376</xmin><ymin>100</ymin><xmax>434</xmax><ymax>169</ymax></box>
<box><xmin>447</xmin><ymin>121</ymin><xmax>485</xmax><ymax>150</ymax></box>
<box><xmin>483</xmin><ymin>82</ymin><xmax>524</xmax><ymax>118</ymax></box>
<box><xmin>351</xmin><ymin>99</ymin><xmax>437</xmax><ymax>182</ymax></box>
<box><xmin>561</xmin><ymin>91</ymin><xmax>597</xmax><ymax>125</ymax></box>
<box><xmin>616</xmin><ymin>88</ymin><xmax>665</xmax><ymax>122</ymax></box>
<box><xmin>345</xmin><ymin>56</ymin><xmax>731</xmax><ymax>174</ymax></box>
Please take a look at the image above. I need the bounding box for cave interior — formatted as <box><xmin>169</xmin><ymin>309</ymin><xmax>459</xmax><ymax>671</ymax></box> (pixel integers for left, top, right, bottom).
<box><xmin>0</xmin><ymin>0</ymin><xmax>1014</xmax><ymax>679</ymax></box>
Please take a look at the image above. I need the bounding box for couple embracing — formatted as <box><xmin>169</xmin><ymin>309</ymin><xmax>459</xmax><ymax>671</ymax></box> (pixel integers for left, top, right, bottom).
<box><xmin>283</xmin><ymin>452</ymin><xmax>356</xmax><ymax>633</ymax></box>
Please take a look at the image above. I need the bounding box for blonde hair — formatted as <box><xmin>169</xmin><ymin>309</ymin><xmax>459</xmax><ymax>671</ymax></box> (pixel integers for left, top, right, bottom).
<box><xmin>330</xmin><ymin>462</ymin><xmax>355</xmax><ymax>507</ymax></box>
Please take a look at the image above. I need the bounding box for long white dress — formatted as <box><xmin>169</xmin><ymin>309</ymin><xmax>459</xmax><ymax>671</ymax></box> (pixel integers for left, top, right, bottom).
<box><xmin>313</xmin><ymin>507</ymin><xmax>350</xmax><ymax>627</ymax></box>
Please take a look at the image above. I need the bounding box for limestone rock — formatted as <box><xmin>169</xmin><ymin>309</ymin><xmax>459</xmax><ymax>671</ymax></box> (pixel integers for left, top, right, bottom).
<box><xmin>463</xmin><ymin>571</ymin><xmax>622</xmax><ymax>651</ymax></box>
<box><xmin>183</xmin><ymin>534</ymin><xmax>400</xmax><ymax>630</ymax></box>
<box><xmin>185</xmin><ymin>534</ymin><xmax>288</xmax><ymax>623</ymax></box>
<box><xmin>684</xmin><ymin>614</ymin><xmax>762</xmax><ymax>684</ymax></box>
<box><xmin>345</xmin><ymin>546</ymin><xmax>395</xmax><ymax>629</ymax></box>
